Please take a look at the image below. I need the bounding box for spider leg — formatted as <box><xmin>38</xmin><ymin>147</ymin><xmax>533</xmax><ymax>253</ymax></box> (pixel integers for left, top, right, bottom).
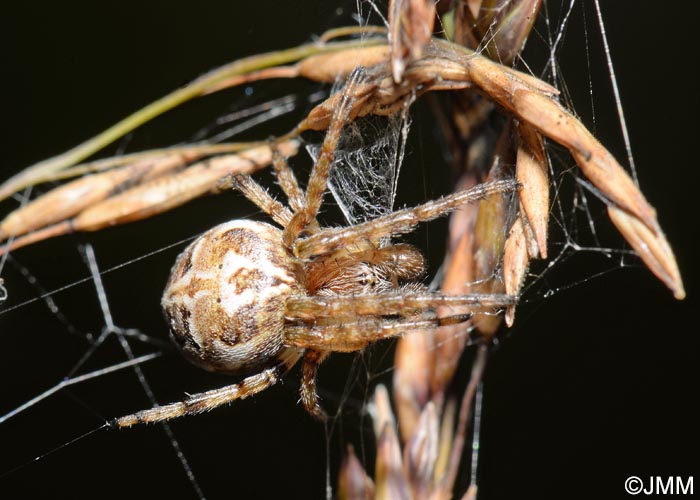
<box><xmin>284</xmin><ymin>313</ymin><xmax>473</xmax><ymax>353</ymax></box>
<box><xmin>224</xmin><ymin>174</ymin><xmax>293</xmax><ymax>226</ymax></box>
<box><xmin>283</xmin><ymin>67</ymin><xmax>366</xmax><ymax>247</ymax></box>
<box><xmin>300</xmin><ymin>349</ymin><xmax>330</xmax><ymax>420</ymax></box>
<box><xmin>286</xmin><ymin>292</ymin><xmax>513</xmax><ymax>320</ymax></box>
<box><xmin>270</xmin><ymin>140</ymin><xmax>324</xmax><ymax>234</ymax></box>
<box><xmin>114</xmin><ymin>355</ymin><xmax>299</xmax><ymax>427</ymax></box>
<box><xmin>270</xmin><ymin>140</ymin><xmax>306</xmax><ymax>213</ymax></box>
<box><xmin>294</xmin><ymin>178</ymin><xmax>518</xmax><ymax>259</ymax></box>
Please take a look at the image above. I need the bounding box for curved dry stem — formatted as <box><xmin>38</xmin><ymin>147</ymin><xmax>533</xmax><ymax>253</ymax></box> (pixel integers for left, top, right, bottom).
<box><xmin>55</xmin><ymin>142</ymin><xmax>264</xmax><ymax>181</ymax></box>
<box><xmin>435</xmin><ymin>342</ymin><xmax>488</xmax><ymax>499</ymax></box>
<box><xmin>0</xmin><ymin>37</ymin><xmax>384</xmax><ymax>200</ymax></box>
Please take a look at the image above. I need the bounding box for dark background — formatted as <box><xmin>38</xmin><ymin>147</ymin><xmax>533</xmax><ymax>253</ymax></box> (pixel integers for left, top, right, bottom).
<box><xmin>1</xmin><ymin>2</ymin><xmax>696</xmax><ymax>499</ymax></box>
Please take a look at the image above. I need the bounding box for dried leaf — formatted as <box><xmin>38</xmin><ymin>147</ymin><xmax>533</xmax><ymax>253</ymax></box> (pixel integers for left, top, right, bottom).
<box><xmin>516</xmin><ymin>121</ymin><xmax>548</xmax><ymax>258</ymax></box>
<box><xmin>608</xmin><ymin>206</ymin><xmax>685</xmax><ymax>299</ymax></box>
<box><xmin>460</xmin><ymin>484</ymin><xmax>478</xmax><ymax>500</ymax></box>
<box><xmin>503</xmin><ymin>216</ymin><xmax>531</xmax><ymax>326</ymax></box>
<box><xmin>476</xmin><ymin>0</ymin><xmax>543</xmax><ymax>64</ymax></box>
<box><xmin>433</xmin><ymin>397</ymin><xmax>457</xmax><ymax>482</ymax></box>
<box><xmin>394</xmin><ymin>330</ymin><xmax>432</xmax><ymax>442</ymax></box>
<box><xmin>389</xmin><ymin>0</ymin><xmax>436</xmax><ymax>82</ymax></box>
<box><xmin>404</xmin><ymin>402</ymin><xmax>439</xmax><ymax>497</ymax></box>
<box><xmin>372</xmin><ymin>386</ymin><xmax>411</xmax><ymax>500</ymax></box>
<box><xmin>431</xmin><ymin>175</ymin><xmax>478</xmax><ymax>400</ymax></box>
<box><xmin>469</xmin><ymin>125</ymin><xmax>517</xmax><ymax>335</ymax></box>
<box><xmin>376</xmin><ymin>422</ymin><xmax>412</xmax><ymax>500</ymax></box>
<box><xmin>338</xmin><ymin>445</ymin><xmax>375</xmax><ymax>500</ymax></box>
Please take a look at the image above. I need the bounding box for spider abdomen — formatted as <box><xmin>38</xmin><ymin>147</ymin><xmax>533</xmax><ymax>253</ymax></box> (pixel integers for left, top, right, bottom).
<box><xmin>162</xmin><ymin>220</ymin><xmax>304</xmax><ymax>375</ymax></box>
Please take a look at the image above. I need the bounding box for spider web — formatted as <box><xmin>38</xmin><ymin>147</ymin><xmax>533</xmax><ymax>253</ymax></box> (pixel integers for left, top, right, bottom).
<box><xmin>320</xmin><ymin>111</ymin><xmax>410</xmax><ymax>226</ymax></box>
<box><xmin>0</xmin><ymin>2</ymin><xmax>693</xmax><ymax>499</ymax></box>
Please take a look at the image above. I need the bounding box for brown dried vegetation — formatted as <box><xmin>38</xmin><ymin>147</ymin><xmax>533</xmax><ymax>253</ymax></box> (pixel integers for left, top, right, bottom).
<box><xmin>0</xmin><ymin>1</ymin><xmax>685</xmax><ymax>498</ymax></box>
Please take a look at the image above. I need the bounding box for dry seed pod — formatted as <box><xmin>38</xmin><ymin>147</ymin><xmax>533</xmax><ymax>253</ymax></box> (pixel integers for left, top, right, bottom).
<box><xmin>516</xmin><ymin>121</ymin><xmax>549</xmax><ymax>258</ymax></box>
<box><xmin>461</xmin><ymin>484</ymin><xmax>479</xmax><ymax>500</ymax></box>
<box><xmin>469</xmin><ymin>125</ymin><xmax>517</xmax><ymax>336</ymax></box>
<box><xmin>393</xmin><ymin>329</ymin><xmax>432</xmax><ymax>442</ymax></box>
<box><xmin>430</xmin><ymin>234</ymin><xmax>476</xmax><ymax>397</ymax></box>
<box><xmin>77</xmin><ymin>141</ymin><xmax>299</xmax><ymax>229</ymax></box>
<box><xmin>429</xmin><ymin>176</ymin><xmax>478</xmax><ymax>400</ymax></box>
<box><xmin>403</xmin><ymin>402</ymin><xmax>439</xmax><ymax>497</ymax></box>
<box><xmin>389</xmin><ymin>0</ymin><xmax>436</xmax><ymax>83</ymax></box>
<box><xmin>434</xmin><ymin>397</ymin><xmax>457</xmax><ymax>482</ymax></box>
<box><xmin>428</xmin><ymin>44</ymin><xmax>682</xmax><ymax>297</ymax></box>
<box><xmin>475</xmin><ymin>0</ymin><xmax>543</xmax><ymax>65</ymax></box>
<box><xmin>451</xmin><ymin>0</ymin><xmax>481</xmax><ymax>48</ymax></box>
<box><xmin>371</xmin><ymin>385</ymin><xmax>410</xmax><ymax>500</ymax></box>
<box><xmin>470</xmin><ymin>187</ymin><xmax>510</xmax><ymax>336</ymax></box>
<box><xmin>0</xmin><ymin>141</ymin><xmax>299</xmax><ymax>255</ymax></box>
<box><xmin>0</xmin><ymin>153</ymin><xmax>197</xmax><ymax>241</ymax></box>
<box><xmin>608</xmin><ymin>206</ymin><xmax>685</xmax><ymax>299</ymax></box>
<box><xmin>503</xmin><ymin>215</ymin><xmax>533</xmax><ymax>326</ymax></box>
<box><xmin>375</xmin><ymin>422</ymin><xmax>411</xmax><ymax>500</ymax></box>
<box><xmin>338</xmin><ymin>446</ymin><xmax>375</xmax><ymax>500</ymax></box>
<box><xmin>371</xmin><ymin>385</ymin><xmax>398</xmax><ymax>442</ymax></box>
<box><xmin>298</xmin><ymin>45</ymin><xmax>390</xmax><ymax>83</ymax></box>
<box><xmin>509</xmin><ymin>89</ymin><xmax>656</xmax><ymax>229</ymax></box>
<box><xmin>433</xmin><ymin>343</ymin><xmax>490</xmax><ymax>499</ymax></box>
<box><xmin>297</xmin><ymin>81</ymin><xmax>381</xmax><ymax>133</ymax></box>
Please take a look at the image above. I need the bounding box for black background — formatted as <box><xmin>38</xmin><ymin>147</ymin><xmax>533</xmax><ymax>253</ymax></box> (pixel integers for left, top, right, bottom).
<box><xmin>1</xmin><ymin>2</ymin><xmax>697</xmax><ymax>499</ymax></box>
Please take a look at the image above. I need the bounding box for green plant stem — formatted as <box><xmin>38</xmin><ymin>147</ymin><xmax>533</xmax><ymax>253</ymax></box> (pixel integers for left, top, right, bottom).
<box><xmin>1</xmin><ymin>36</ymin><xmax>384</xmax><ymax>201</ymax></box>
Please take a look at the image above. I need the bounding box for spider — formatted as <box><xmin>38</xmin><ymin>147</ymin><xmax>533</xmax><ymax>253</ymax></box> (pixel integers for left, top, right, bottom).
<box><xmin>115</xmin><ymin>69</ymin><xmax>518</xmax><ymax>426</ymax></box>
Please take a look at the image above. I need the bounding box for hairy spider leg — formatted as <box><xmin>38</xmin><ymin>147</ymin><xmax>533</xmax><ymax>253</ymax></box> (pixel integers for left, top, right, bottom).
<box><xmin>227</xmin><ymin>174</ymin><xmax>293</xmax><ymax>226</ymax></box>
<box><xmin>270</xmin><ymin>140</ymin><xmax>306</xmax><ymax>213</ymax></box>
<box><xmin>283</xmin><ymin>67</ymin><xmax>367</xmax><ymax>247</ymax></box>
<box><xmin>286</xmin><ymin>292</ymin><xmax>514</xmax><ymax>319</ymax></box>
<box><xmin>300</xmin><ymin>349</ymin><xmax>330</xmax><ymax>419</ymax></box>
<box><xmin>115</xmin><ymin>350</ymin><xmax>301</xmax><ymax>427</ymax></box>
<box><xmin>284</xmin><ymin>312</ymin><xmax>478</xmax><ymax>353</ymax></box>
<box><xmin>294</xmin><ymin>178</ymin><xmax>518</xmax><ymax>259</ymax></box>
